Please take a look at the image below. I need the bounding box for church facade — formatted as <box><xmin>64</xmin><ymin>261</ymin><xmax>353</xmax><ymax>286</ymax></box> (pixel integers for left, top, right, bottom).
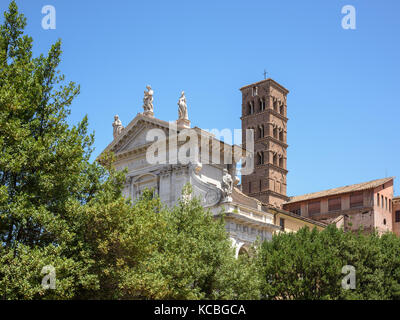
<box><xmin>99</xmin><ymin>80</ymin><xmax>325</xmax><ymax>256</ymax></box>
<box><xmin>99</xmin><ymin>78</ymin><xmax>398</xmax><ymax>254</ymax></box>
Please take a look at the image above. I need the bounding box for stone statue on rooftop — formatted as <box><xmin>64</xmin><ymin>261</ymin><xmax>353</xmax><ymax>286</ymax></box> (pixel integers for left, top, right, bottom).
<box><xmin>177</xmin><ymin>91</ymin><xmax>188</xmax><ymax>120</ymax></box>
<box><xmin>142</xmin><ymin>85</ymin><xmax>154</xmax><ymax>115</ymax></box>
<box><xmin>112</xmin><ymin>115</ymin><xmax>124</xmax><ymax>139</ymax></box>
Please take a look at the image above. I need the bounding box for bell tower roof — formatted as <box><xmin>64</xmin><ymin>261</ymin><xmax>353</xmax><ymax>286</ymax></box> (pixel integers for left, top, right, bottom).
<box><xmin>239</xmin><ymin>78</ymin><xmax>289</xmax><ymax>94</ymax></box>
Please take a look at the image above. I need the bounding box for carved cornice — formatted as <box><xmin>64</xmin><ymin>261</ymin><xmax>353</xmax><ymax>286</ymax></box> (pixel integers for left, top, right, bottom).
<box><xmin>266</xmin><ymin>190</ymin><xmax>290</xmax><ymax>201</ymax></box>
<box><xmin>248</xmin><ymin>190</ymin><xmax>289</xmax><ymax>201</ymax></box>
<box><xmin>159</xmin><ymin>164</ymin><xmax>190</xmax><ymax>176</ymax></box>
<box><xmin>256</xmin><ymin>136</ymin><xmax>289</xmax><ymax>149</ymax></box>
<box><xmin>217</xmin><ymin>212</ymin><xmax>280</xmax><ymax>231</ymax></box>
<box><xmin>113</xmin><ymin>142</ymin><xmax>152</xmax><ymax>161</ymax></box>
<box><xmin>240</xmin><ymin>109</ymin><xmax>289</xmax><ymax>122</ymax></box>
<box><xmin>97</xmin><ymin>113</ymin><xmax>172</xmax><ymax>161</ymax></box>
<box><xmin>254</xmin><ymin>163</ymin><xmax>288</xmax><ymax>174</ymax></box>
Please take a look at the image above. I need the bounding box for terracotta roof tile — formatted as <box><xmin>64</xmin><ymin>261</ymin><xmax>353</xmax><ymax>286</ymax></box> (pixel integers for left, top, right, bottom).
<box><xmin>286</xmin><ymin>177</ymin><xmax>394</xmax><ymax>204</ymax></box>
<box><xmin>268</xmin><ymin>207</ymin><xmax>328</xmax><ymax>228</ymax></box>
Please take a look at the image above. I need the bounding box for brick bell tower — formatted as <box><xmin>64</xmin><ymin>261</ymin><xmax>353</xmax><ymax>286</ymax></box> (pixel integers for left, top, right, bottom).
<box><xmin>240</xmin><ymin>78</ymin><xmax>289</xmax><ymax>208</ymax></box>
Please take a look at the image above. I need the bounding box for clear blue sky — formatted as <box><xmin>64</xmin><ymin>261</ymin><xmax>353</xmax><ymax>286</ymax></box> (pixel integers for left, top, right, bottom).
<box><xmin>3</xmin><ymin>0</ymin><xmax>399</xmax><ymax>197</ymax></box>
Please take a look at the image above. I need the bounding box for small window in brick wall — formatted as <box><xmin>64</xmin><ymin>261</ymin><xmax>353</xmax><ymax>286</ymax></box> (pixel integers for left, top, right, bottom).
<box><xmin>279</xmin><ymin>218</ymin><xmax>285</xmax><ymax>230</ymax></box>
<box><xmin>328</xmin><ymin>197</ymin><xmax>342</xmax><ymax>211</ymax></box>
<box><xmin>350</xmin><ymin>192</ymin><xmax>364</xmax><ymax>208</ymax></box>
<box><xmin>396</xmin><ymin>211</ymin><xmax>400</xmax><ymax>223</ymax></box>
<box><xmin>308</xmin><ymin>201</ymin><xmax>321</xmax><ymax>215</ymax></box>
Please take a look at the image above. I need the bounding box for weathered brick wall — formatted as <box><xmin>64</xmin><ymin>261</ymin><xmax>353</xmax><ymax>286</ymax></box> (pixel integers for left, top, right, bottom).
<box><xmin>392</xmin><ymin>197</ymin><xmax>400</xmax><ymax>236</ymax></box>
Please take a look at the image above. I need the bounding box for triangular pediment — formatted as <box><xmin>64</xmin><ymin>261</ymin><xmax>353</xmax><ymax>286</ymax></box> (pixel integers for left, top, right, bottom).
<box><xmin>116</xmin><ymin>123</ymin><xmax>161</xmax><ymax>154</ymax></box>
<box><xmin>100</xmin><ymin>114</ymin><xmax>171</xmax><ymax>157</ymax></box>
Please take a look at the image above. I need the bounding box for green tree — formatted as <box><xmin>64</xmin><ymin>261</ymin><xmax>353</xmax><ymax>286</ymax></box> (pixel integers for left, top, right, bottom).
<box><xmin>0</xmin><ymin>2</ymin><xmax>259</xmax><ymax>300</ymax></box>
<box><xmin>145</xmin><ymin>185</ymin><xmax>261</xmax><ymax>300</ymax></box>
<box><xmin>82</xmin><ymin>186</ymin><xmax>261</xmax><ymax>300</ymax></box>
<box><xmin>0</xmin><ymin>0</ymin><xmax>109</xmax><ymax>299</ymax></box>
<box><xmin>259</xmin><ymin>225</ymin><xmax>400</xmax><ymax>300</ymax></box>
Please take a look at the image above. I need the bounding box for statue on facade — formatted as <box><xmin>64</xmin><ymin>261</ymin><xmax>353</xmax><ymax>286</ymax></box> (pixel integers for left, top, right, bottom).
<box><xmin>177</xmin><ymin>91</ymin><xmax>188</xmax><ymax>120</ymax></box>
<box><xmin>142</xmin><ymin>85</ymin><xmax>154</xmax><ymax>116</ymax></box>
<box><xmin>112</xmin><ymin>115</ymin><xmax>124</xmax><ymax>139</ymax></box>
<box><xmin>221</xmin><ymin>169</ymin><xmax>233</xmax><ymax>202</ymax></box>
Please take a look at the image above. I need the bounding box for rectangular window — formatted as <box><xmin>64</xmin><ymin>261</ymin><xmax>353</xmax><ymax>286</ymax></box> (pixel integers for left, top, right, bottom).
<box><xmin>350</xmin><ymin>192</ymin><xmax>363</xmax><ymax>208</ymax></box>
<box><xmin>308</xmin><ymin>201</ymin><xmax>321</xmax><ymax>215</ymax></box>
<box><xmin>377</xmin><ymin>193</ymin><xmax>380</xmax><ymax>206</ymax></box>
<box><xmin>396</xmin><ymin>211</ymin><xmax>400</xmax><ymax>223</ymax></box>
<box><xmin>328</xmin><ymin>197</ymin><xmax>342</xmax><ymax>211</ymax></box>
<box><xmin>279</xmin><ymin>218</ymin><xmax>285</xmax><ymax>230</ymax></box>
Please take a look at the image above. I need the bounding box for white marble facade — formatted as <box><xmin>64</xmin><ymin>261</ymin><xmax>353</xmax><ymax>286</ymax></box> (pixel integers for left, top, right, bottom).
<box><xmin>100</xmin><ymin>112</ymin><xmax>279</xmax><ymax>257</ymax></box>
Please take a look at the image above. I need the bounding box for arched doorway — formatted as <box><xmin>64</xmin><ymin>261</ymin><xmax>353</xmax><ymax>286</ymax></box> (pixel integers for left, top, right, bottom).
<box><xmin>238</xmin><ymin>246</ymin><xmax>249</xmax><ymax>257</ymax></box>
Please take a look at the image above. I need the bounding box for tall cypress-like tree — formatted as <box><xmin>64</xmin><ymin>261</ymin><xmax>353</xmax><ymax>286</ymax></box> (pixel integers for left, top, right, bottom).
<box><xmin>0</xmin><ymin>1</ymin><xmax>117</xmax><ymax>299</ymax></box>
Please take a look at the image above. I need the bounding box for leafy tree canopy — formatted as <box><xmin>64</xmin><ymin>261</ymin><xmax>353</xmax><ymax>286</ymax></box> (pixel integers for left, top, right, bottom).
<box><xmin>259</xmin><ymin>225</ymin><xmax>400</xmax><ymax>300</ymax></box>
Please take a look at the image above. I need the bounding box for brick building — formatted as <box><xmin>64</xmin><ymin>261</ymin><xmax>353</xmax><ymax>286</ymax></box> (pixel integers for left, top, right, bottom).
<box><xmin>282</xmin><ymin>177</ymin><xmax>394</xmax><ymax>234</ymax></box>
<box><xmin>240</xmin><ymin>78</ymin><xmax>398</xmax><ymax>235</ymax></box>
<box><xmin>393</xmin><ymin>197</ymin><xmax>400</xmax><ymax>236</ymax></box>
